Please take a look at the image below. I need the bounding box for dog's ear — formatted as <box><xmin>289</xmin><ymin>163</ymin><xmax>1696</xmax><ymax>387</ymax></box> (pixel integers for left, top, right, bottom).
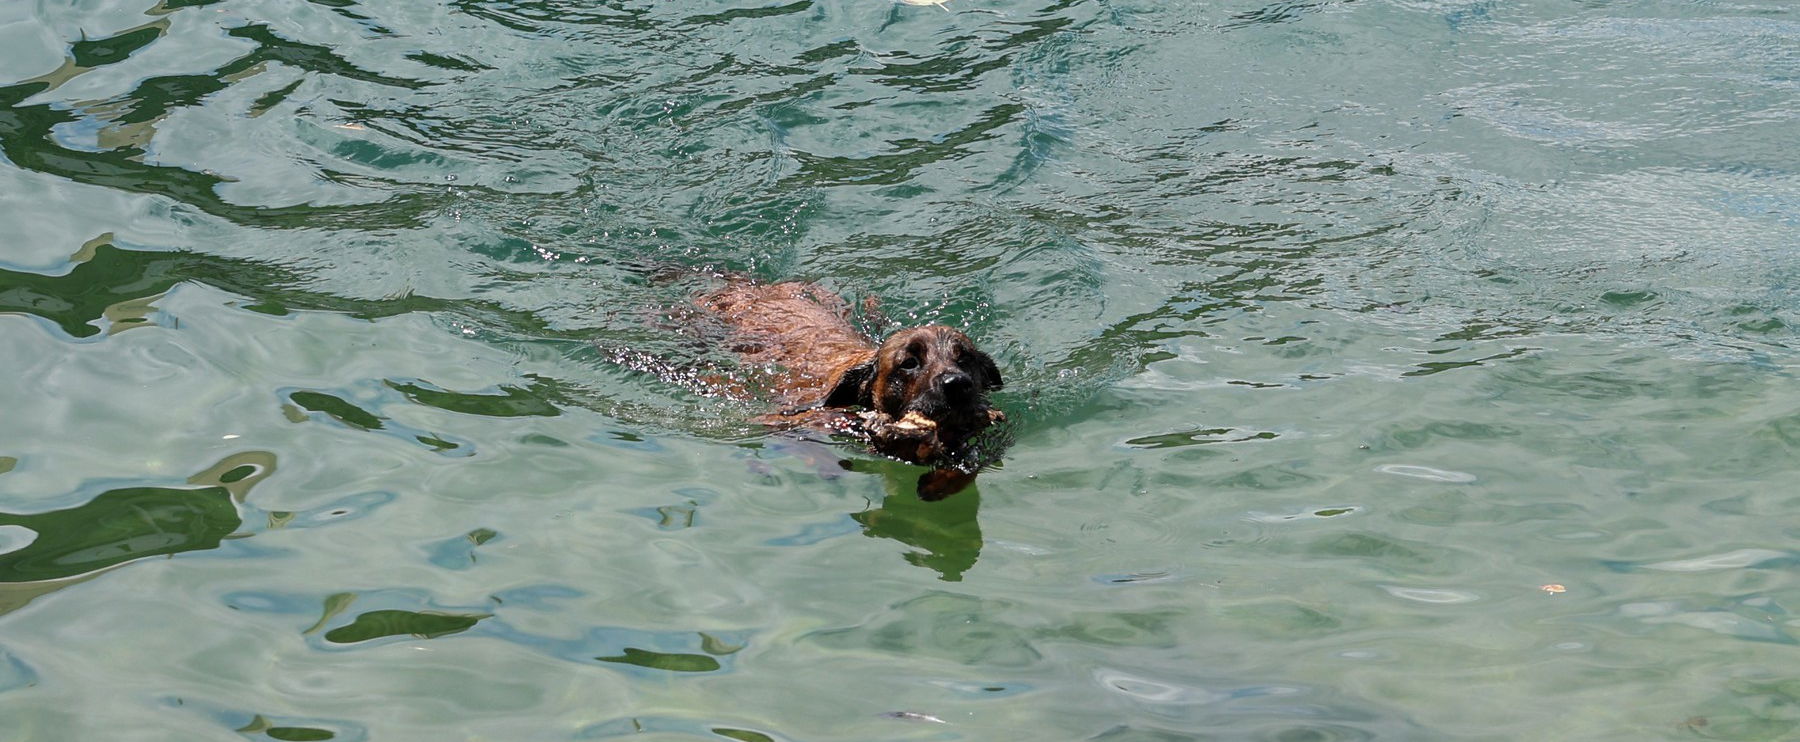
<box><xmin>823</xmin><ymin>360</ymin><xmax>876</xmax><ymax>408</ymax></box>
<box><xmin>970</xmin><ymin>350</ymin><xmax>1003</xmax><ymax>391</ymax></box>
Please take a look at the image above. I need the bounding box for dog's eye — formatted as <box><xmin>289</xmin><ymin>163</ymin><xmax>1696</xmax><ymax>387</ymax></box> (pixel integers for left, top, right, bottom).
<box><xmin>899</xmin><ymin>356</ymin><xmax>920</xmax><ymax>371</ymax></box>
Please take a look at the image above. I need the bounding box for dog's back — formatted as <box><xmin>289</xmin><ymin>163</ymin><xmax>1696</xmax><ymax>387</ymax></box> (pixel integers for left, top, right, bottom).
<box><xmin>698</xmin><ymin>281</ymin><xmax>875</xmax><ymax>405</ymax></box>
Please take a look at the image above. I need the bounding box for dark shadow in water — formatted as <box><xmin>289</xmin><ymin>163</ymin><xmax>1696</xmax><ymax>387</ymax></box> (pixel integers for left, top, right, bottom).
<box><xmin>851</xmin><ymin>458</ymin><xmax>984</xmax><ymax>581</ymax></box>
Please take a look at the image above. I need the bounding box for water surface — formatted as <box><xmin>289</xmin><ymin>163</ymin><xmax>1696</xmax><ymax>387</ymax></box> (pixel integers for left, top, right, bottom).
<box><xmin>2</xmin><ymin>0</ymin><xmax>1799</xmax><ymax>739</ymax></box>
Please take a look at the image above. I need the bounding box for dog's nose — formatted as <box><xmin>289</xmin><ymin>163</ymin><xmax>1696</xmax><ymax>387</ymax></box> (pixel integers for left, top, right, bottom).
<box><xmin>941</xmin><ymin>372</ymin><xmax>973</xmax><ymax>399</ymax></box>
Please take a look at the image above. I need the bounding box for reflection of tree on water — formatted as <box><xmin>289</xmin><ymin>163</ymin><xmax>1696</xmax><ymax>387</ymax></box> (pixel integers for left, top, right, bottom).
<box><xmin>2</xmin><ymin>16</ymin><xmax>439</xmax><ymax>231</ymax></box>
<box><xmin>0</xmin><ymin>452</ymin><xmax>276</xmax><ymax>616</ymax></box>
<box><xmin>851</xmin><ymin>458</ymin><xmax>984</xmax><ymax>582</ymax></box>
<box><xmin>0</xmin><ymin>486</ymin><xmax>241</xmax><ymax>616</ymax></box>
<box><xmin>0</xmin><ymin>241</ymin><xmax>571</xmax><ymax>340</ymax></box>
<box><xmin>0</xmin><ymin>486</ymin><xmax>240</xmax><ymax>585</ymax></box>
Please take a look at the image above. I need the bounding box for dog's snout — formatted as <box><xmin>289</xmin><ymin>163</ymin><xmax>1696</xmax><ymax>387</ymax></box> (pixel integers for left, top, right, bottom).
<box><xmin>940</xmin><ymin>372</ymin><xmax>974</xmax><ymax>399</ymax></box>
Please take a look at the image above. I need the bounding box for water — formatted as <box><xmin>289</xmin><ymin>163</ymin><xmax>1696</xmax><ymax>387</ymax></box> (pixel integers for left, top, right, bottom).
<box><xmin>2</xmin><ymin>0</ymin><xmax>1798</xmax><ymax>738</ymax></box>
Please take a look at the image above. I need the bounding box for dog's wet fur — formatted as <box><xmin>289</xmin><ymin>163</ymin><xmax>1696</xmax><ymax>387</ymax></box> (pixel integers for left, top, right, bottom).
<box><xmin>698</xmin><ymin>280</ymin><xmax>1004</xmax><ymax>486</ymax></box>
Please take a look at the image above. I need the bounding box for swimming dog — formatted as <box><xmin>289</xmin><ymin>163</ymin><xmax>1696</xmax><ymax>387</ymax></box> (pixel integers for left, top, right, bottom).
<box><xmin>697</xmin><ymin>280</ymin><xmax>1004</xmax><ymax>474</ymax></box>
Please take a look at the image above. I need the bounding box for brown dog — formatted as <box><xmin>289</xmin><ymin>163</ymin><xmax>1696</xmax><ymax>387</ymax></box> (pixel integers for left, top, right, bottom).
<box><xmin>698</xmin><ymin>280</ymin><xmax>1004</xmax><ymax>466</ymax></box>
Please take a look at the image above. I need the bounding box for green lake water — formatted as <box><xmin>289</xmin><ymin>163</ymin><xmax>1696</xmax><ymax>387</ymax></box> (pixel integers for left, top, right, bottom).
<box><xmin>3</xmin><ymin>0</ymin><xmax>1799</xmax><ymax>739</ymax></box>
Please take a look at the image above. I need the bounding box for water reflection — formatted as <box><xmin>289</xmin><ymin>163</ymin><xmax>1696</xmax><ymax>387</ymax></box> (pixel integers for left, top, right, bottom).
<box><xmin>424</xmin><ymin>528</ymin><xmax>501</xmax><ymax>570</ymax></box>
<box><xmin>0</xmin><ymin>647</ymin><xmax>35</xmax><ymax>696</ymax></box>
<box><xmin>3</xmin><ymin>0</ymin><xmax>1797</xmax><ymax>737</ymax></box>
<box><xmin>0</xmin><ymin>451</ymin><xmax>405</xmax><ymax>615</ymax></box>
<box><xmin>0</xmin><ymin>474</ymin><xmax>245</xmax><ymax>617</ymax></box>
<box><xmin>0</xmin><ymin>8</ymin><xmax>439</xmax><ymax>229</ymax></box>
<box><xmin>0</xmin><ymin>486</ymin><xmax>240</xmax><ymax>584</ymax></box>
<box><xmin>229</xmin><ymin>586</ymin><xmax>753</xmax><ymax>675</ymax></box>
<box><xmin>0</xmin><ymin>240</ymin><xmax>579</xmax><ymax>341</ymax></box>
<box><xmin>284</xmin><ymin>388</ymin><xmax>476</xmax><ymax>456</ymax></box>
<box><xmin>324</xmin><ymin>609</ymin><xmax>490</xmax><ymax>643</ymax></box>
<box><xmin>853</xmin><ymin>458</ymin><xmax>984</xmax><ymax>581</ymax></box>
<box><xmin>235</xmin><ymin>714</ymin><xmax>360</xmax><ymax>742</ymax></box>
<box><xmin>576</xmin><ymin>716</ymin><xmax>789</xmax><ymax>741</ymax></box>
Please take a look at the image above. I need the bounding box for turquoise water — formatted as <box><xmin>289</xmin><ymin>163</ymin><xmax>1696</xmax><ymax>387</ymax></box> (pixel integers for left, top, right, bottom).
<box><xmin>3</xmin><ymin>0</ymin><xmax>1799</xmax><ymax>739</ymax></box>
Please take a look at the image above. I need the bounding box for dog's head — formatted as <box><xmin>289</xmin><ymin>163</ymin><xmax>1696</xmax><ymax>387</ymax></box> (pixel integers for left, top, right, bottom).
<box><xmin>823</xmin><ymin>326</ymin><xmax>1003</xmax><ymax>449</ymax></box>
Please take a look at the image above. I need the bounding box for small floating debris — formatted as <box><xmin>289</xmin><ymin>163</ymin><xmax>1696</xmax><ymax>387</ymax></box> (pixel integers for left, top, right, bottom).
<box><xmin>1540</xmin><ymin>584</ymin><xmax>1567</xmax><ymax>595</ymax></box>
